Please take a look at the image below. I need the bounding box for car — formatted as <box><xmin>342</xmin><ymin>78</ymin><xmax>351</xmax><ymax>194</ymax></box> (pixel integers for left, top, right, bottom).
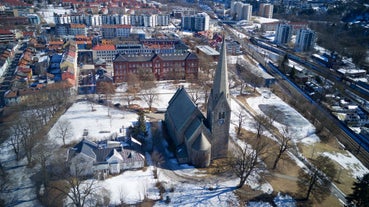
<box><xmin>114</xmin><ymin>103</ymin><xmax>121</xmax><ymax>108</ymax></box>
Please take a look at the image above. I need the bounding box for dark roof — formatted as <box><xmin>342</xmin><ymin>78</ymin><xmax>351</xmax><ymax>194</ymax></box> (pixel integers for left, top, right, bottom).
<box><xmin>114</xmin><ymin>53</ymin><xmax>154</xmax><ymax>62</ymax></box>
<box><xmin>114</xmin><ymin>52</ymin><xmax>197</xmax><ymax>63</ymax></box>
<box><xmin>72</xmin><ymin>139</ymin><xmax>98</xmax><ymax>159</ymax></box>
<box><xmin>157</xmin><ymin>53</ymin><xmax>189</xmax><ymax>61</ymax></box>
<box><xmin>186</xmin><ymin>53</ymin><xmax>198</xmax><ymax>60</ymax></box>
<box><xmin>192</xmin><ymin>133</ymin><xmax>211</xmax><ymax>151</ymax></box>
<box><xmin>184</xmin><ymin>118</ymin><xmax>202</xmax><ymax>140</ymax></box>
<box><xmin>69</xmin><ymin>139</ymin><xmax>145</xmax><ymax>164</ymax></box>
<box><xmin>167</xmin><ymin>87</ymin><xmax>204</xmax><ymax>131</ymax></box>
<box><xmin>94</xmin><ymin>148</ymin><xmax>114</xmax><ymax>162</ymax></box>
<box><xmin>121</xmin><ymin>149</ymin><xmax>145</xmax><ymax>163</ymax></box>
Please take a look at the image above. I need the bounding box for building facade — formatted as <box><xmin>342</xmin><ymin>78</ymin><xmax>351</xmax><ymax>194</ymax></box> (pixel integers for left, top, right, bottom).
<box><xmin>275</xmin><ymin>23</ymin><xmax>292</xmax><ymax>45</ymax></box>
<box><xmin>294</xmin><ymin>28</ymin><xmax>315</xmax><ymax>52</ymax></box>
<box><xmin>231</xmin><ymin>1</ymin><xmax>252</xmax><ymax>21</ymax></box>
<box><xmin>113</xmin><ymin>52</ymin><xmax>199</xmax><ymax>82</ymax></box>
<box><xmin>69</xmin><ymin>24</ymin><xmax>87</xmax><ymax>36</ymax></box>
<box><xmin>259</xmin><ymin>3</ymin><xmax>273</xmax><ymax>18</ymax></box>
<box><xmin>54</xmin><ymin>13</ymin><xmax>170</xmax><ymax>27</ymax></box>
<box><xmin>101</xmin><ymin>25</ymin><xmax>131</xmax><ymax>39</ymax></box>
<box><xmin>164</xmin><ymin>40</ymin><xmax>231</xmax><ymax>168</ymax></box>
<box><xmin>181</xmin><ymin>12</ymin><xmax>210</xmax><ymax>32</ymax></box>
<box><xmin>92</xmin><ymin>45</ymin><xmax>116</xmax><ymax>63</ymax></box>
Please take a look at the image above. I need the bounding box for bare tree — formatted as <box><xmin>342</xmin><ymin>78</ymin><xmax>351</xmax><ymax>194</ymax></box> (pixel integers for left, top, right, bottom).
<box><xmin>272</xmin><ymin>127</ymin><xmax>293</xmax><ymax>170</ymax></box>
<box><xmin>9</xmin><ymin>111</ymin><xmax>45</xmax><ymax>166</ymax></box>
<box><xmin>237</xmin><ymin>110</ymin><xmax>247</xmax><ymax>136</ymax></box>
<box><xmin>188</xmin><ymin>84</ymin><xmax>202</xmax><ymax>105</ymax></box>
<box><xmin>84</xmin><ymin>93</ymin><xmax>96</xmax><ymax>111</ymax></box>
<box><xmin>151</xmin><ymin>150</ymin><xmax>165</xmax><ymax>179</ymax></box>
<box><xmin>34</xmin><ymin>140</ymin><xmax>53</xmax><ymax>188</ymax></box>
<box><xmin>229</xmin><ymin>139</ymin><xmax>268</xmax><ymax>188</ymax></box>
<box><xmin>253</xmin><ymin>115</ymin><xmax>269</xmax><ymax>138</ymax></box>
<box><xmin>0</xmin><ymin>160</ymin><xmax>9</xmax><ymax>200</ymax></box>
<box><xmin>48</xmin><ymin>160</ymin><xmax>101</xmax><ymax>207</ymax></box>
<box><xmin>298</xmin><ymin>155</ymin><xmax>337</xmax><ymax>201</ymax></box>
<box><xmin>3</xmin><ymin>118</ymin><xmax>23</xmax><ymax>161</ymax></box>
<box><xmin>21</xmin><ymin>116</ymin><xmax>45</xmax><ymax>166</ymax></box>
<box><xmin>141</xmin><ymin>88</ymin><xmax>157</xmax><ymax>112</ymax></box>
<box><xmin>55</xmin><ymin>119</ymin><xmax>73</xmax><ymax>146</ymax></box>
<box><xmin>96</xmin><ymin>81</ymin><xmax>115</xmax><ymax>116</ymax></box>
<box><xmin>125</xmin><ymin>73</ymin><xmax>140</xmax><ymax>107</ymax></box>
<box><xmin>138</xmin><ymin>68</ymin><xmax>156</xmax><ymax>90</ymax></box>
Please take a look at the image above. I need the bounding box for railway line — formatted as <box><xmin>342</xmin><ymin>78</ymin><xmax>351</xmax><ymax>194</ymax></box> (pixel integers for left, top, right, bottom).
<box><xmin>224</xmin><ymin>24</ymin><xmax>369</xmax><ymax>167</ymax></box>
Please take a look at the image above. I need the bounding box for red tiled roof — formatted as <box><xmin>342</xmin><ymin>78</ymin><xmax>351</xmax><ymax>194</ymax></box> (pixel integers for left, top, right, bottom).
<box><xmin>5</xmin><ymin>90</ymin><xmax>17</xmax><ymax>98</ymax></box>
<box><xmin>0</xmin><ymin>29</ymin><xmax>13</xmax><ymax>35</ymax></box>
<box><xmin>18</xmin><ymin>67</ymin><xmax>32</xmax><ymax>73</ymax></box>
<box><xmin>49</xmin><ymin>41</ymin><xmax>64</xmax><ymax>45</ymax></box>
<box><xmin>93</xmin><ymin>44</ymin><xmax>115</xmax><ymax>51</ymax></box>
<box><xmin>23</xmin><ymin>31</ymin><xmax>34</xmax><ymax>37</ymax></box>
<box><xmin>2</xmin><ymin>0</ymin><xmax>31</xmax><ymax>7</ymax></box>
<box><xmin>70</xmin><ymin>24</ymin><xmax>86</xmax><ymax>28</ymax></box>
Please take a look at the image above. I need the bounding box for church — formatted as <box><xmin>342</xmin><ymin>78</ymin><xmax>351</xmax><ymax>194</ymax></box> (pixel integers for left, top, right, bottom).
<box><xmin>164</xmin><ymin>39</ymin><xmax>231</xmax><ymax>168</ymax></box>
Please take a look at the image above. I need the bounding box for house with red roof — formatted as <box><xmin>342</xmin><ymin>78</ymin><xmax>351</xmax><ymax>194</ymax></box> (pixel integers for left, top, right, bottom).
<box><xmin>0</xmin><ymin>29</ymin><xmax>15</xmax><ymax>43</ymax></box>
<box><xmin>92</xmin><ymin>44</ymin><xmax>116</xmax><ymax>63</ymax></box>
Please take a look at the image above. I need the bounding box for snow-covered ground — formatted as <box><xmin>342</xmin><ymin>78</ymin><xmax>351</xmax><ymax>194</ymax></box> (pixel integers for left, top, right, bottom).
<box><xmin>1</xmin><ymin>82</ymin><xmax>368</xmax><ymax>206</ymax></box>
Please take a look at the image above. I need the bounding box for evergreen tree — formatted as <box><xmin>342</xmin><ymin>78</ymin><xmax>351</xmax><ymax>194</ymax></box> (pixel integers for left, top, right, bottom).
<box><xmin>135</xmin><ymin>110</ymin><xmax>147</xmax><ymax>139</ymax></box>
<box><xmin>346</xmin><ymin>173</ymin><xmax>369</xmax><ymax>207</ymax></box>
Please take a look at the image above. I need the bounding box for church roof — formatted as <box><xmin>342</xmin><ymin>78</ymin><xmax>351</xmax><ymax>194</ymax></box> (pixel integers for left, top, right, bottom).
<box><xmin>211</xmin><ymin>38</ymin><xmax>230</xmax><ymax>103</ymax></box>
<box><xmin>184</xmin><ymin>118</ymin><xmax>202</xmax><ymax>140</ymax></box>
<box><xmin>167</xmin><ymin>87</ymin><xmax>204</xmax><ymax>131</ymax></box>
<box><xmin>192</xmin><ymin>133</ymin><xmax>211</xmax><ymax>151</ymax></box>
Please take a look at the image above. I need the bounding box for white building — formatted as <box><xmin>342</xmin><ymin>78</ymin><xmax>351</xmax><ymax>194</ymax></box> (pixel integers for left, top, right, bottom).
<box><xmin>294</xmin><ymin>28</ymin><xmax>315</xmax><ymax>52</ymax></box>
<box><xmin>259</xmin><ymin>3</ymin><xmax>273</xmax><ymax>19</ymax></box>
<box><xmin>275</xmin><ymin>23</ymin><xmax>292</xmax><ymax>45</ymax></box>
<box><xmin>231</xmin><ymin>1</ymin><xmax>252</xmax><ymax>21</ymax></box>
<box><xmin>181</xmin><ymin>12</ymin><xmax>210</xmax><ymax>31</ymax></box>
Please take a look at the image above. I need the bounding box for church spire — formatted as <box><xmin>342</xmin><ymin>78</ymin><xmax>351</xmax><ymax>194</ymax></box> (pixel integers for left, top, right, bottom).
<box><xmin>212</xmin><ymin>37</ymin><xmax>230</xmax><ymax>103</ymax></box>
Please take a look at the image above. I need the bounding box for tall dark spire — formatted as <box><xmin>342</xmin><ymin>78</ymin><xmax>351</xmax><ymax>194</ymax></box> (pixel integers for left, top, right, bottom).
<box><xmin>212</xmin><ymin>37</ymin><xmax>230</xmax><ymax>103</ymax></box>
<box><xmin>206</xmin><ymin>35</ymin><xmax>231</xmax><ymax>160</ymax></box>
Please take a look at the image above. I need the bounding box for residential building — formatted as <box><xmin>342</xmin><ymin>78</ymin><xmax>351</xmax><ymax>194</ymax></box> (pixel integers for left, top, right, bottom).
<box><xmin>0</xmin><ymin>30</ymin><xmax>14</xmax><ymax>43</ymax></box>
<box><xmin>53</xmin><ymin>13</ymin><xmax>170</xmax><ymax>27</ymax></box>
<box><xmin>240</xmin><ymin>3</ymin><xmax>252</xmax><ymax>21</ymax></box>
<box><xmin>157</xmin><ymin>14</ymin><xmax>170</xmax><ymax>26</ymax></box>
<box><xmin>0</xmin><ymin>16</ymin><xmax>28</xmax><ymax>26</ymax></box>
<box><xmin>27</xmin><ymin>14</ymin><xmax>40</xmax><ymax>24</ymax></box>
<box><xmin>113</xmin><ymin>52</ymin><xmax>199</xmax><ymax>82</ymax></box>
<box><xmin>259</xmin><ymin>3</ymin><xmax>273</xmax><ymax>18</ymax></box>
<box><xmin>260</xmin><ymin>21</ymin><xmax>279</xmax><ymax>32</ymax></box>
<box><xmin>231</xmin><ymin>1</ymin><xmax>252</xmax><ymax>21</ymax></box>
<box><xmin>164</xmin><ymin>39</ymin><xmax>231</xmax><ymax>168</ymax></box>
<box><xmin>92</xmin><ymin>44</ymin><xmax>116</xmax><ymax>63</ymax></box>
<box><xmin>68</xmin><ymin>138</ymin><xmax>145</xmax><ymax>176</ymax></box>
<box><xmin>275</xmin><ymin>23</ymin><xmax>292</xmax><ymax>45</ymax></box>
<box><xmin>101</xmin><ymin>25</ymin><xmax>131</xmax><ymax>39</ymax></box>
<box><xmin>55</xmin><ymin>24</ymin><xmax>69</xmax><ymax>36</ymax></box>
<box><xmin>48</xmin><ymin>40</ymin><xmax>64</xmax><ymax>52</ymax></box>
<box><xmin>225</xmin><ymin>40</ymin><xmax>242</xmax><ymax>55</ymax></box>
<box><xmin>181</xmin><ymin>12</ymin><xmax>210</xmax><ymax>32</ymax></box>
<box><xmin>294</xmin><ymin>28</ymin><xmax>315</xmax><ymax>52</ymax></box>
<box><xmin>196</xmin><ymin>45</ymin><xmax>220</xmax><ymax>61</ymax></box>
<box><xmin>69</xmin><ymin>24</ymin><xmax>87</xmax><ymax>36</ymax></box>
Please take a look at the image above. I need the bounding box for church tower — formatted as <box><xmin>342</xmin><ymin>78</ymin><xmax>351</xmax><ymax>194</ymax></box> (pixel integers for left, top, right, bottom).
<box><xmin>207</xmin><ymin>38</ymin><xmax>231</xmax><ymax>160</ymax></box>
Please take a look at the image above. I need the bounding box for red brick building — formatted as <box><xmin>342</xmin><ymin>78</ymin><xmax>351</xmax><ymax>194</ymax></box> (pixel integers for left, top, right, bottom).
<box><xmin>113</xmin><ymin>52</ymin><xmax>199</xmax><ymax>82</ymax></box>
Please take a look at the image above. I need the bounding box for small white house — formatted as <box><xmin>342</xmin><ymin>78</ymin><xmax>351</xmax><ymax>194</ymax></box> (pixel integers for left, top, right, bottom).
<box><xmin>68</xmin><ymin>138</ymin><xmax>145</xmax><ymax>176</ymax></box>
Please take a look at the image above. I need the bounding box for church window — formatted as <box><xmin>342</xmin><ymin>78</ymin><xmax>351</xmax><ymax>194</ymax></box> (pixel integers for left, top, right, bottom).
<box><xmin>218</xmin><ymin>112</ymin><xmax>225</xmax><ymax>119</ymax></box>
